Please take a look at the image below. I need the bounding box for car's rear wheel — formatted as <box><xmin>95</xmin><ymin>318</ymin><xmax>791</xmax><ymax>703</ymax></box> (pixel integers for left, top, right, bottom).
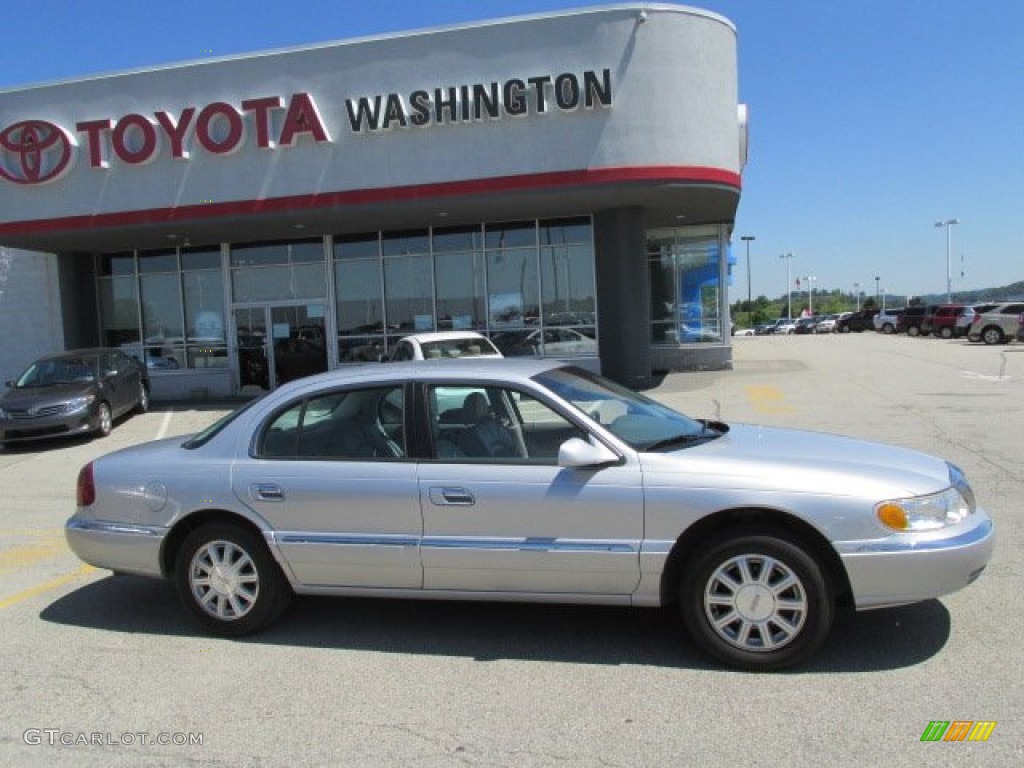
<box><xmin>882</xmin><ymin>323</ymin><xmax>895</xmax><ymax>334</ymax></box>
<box><xmin>908</xmin><ymin>325</ymin><xmax>920</xmax><ymax>337</ymax></box>
<box><xmin>940</xmin><ymin>327</ymin><xmax>953</xmax><ymax>339</ymax></box>
<box><xmin>174</xmin><ymin>523</ymin><xmax>291</xmax><ymax>636</ymax></box>
<box><xmin>94</xmin><ymin>402</ymin><xmax>112</xmax><ymax>437</ymax></box>
<box><xmin>981</xmin><ymin>326</ymin><xmax>1004</xmax><ymax>345</ymax></box>
<box><xmin>680</xmin><ymin>531</ymin><xmax>834</xmax><ymax>670</ymax></box>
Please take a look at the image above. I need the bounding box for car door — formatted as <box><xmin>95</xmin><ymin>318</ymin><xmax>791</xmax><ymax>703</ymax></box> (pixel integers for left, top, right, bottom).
<box><xmin>418</xmin><ymin>382</ymin><xmax>643</xmax><ymax>595</ymax></box>
<box><xmin>231</xmin><ymin>384</ymin><xmax>423</xmax><ymax>589</ymax></box>
<box><xmin>98</xmin><ymin>352</ymin><xmax>131</xmax><ymax>416</ymax></box>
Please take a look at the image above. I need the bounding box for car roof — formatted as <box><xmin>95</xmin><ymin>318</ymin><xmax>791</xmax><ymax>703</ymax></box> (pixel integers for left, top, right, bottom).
<box><xmin>276</xmin><ymin>357</ymin><xmax>569</xmax><ymax>392</ymax></box>
<box><xmin>34</xmin><ymin>347</ymin><xmax>122</xmax><ymax>361</ymax></box>
<box><xmin>400</xmin><ymin>331</ymin><xmax>487</xmax><ymax>343</ymax></box>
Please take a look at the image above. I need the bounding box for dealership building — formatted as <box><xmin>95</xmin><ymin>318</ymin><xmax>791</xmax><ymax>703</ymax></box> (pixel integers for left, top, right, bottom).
<box><xmin>0</xmin><ymin>3</ymin><xmax>746</xmax><ymax>398</ymax></box>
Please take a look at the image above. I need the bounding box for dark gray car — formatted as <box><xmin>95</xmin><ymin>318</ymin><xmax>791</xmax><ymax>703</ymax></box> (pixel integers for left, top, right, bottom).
<box><xmin>0</xmin><ymin>348</ymin><xmax>149</xmax><ymax>446</ymax></box>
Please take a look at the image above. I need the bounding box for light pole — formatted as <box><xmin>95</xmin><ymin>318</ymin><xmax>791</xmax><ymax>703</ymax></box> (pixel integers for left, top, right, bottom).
<box><xmin>741</xmin><ymin>235</ymin><xmax>755</xmax><ymax>327</ymax></box>
<box><xmin>875</xmin><ymin>276</ymin><xmax>880</xmax><ymax>306</ymax></box>
<box><xmin>935</xmin><ymin>218</ymin><xmax>959</xmax><ymax>303</ymax></box>
<box><xmin>854</xmin><ymin>282</ymin><xmax>860</xmax><ymax>311</ymax></box>
<box><xmin>780</xmin><ymin>252</ymin><xmax>794</xmax><ymax>320</ymax></box>
<box><xmin>802</xmin><ymin>276</ymin><xmax>817</xmax><ymax>315</ymax></box>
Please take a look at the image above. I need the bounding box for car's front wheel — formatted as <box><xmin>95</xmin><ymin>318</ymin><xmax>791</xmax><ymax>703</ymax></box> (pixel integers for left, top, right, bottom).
<box><xmin>174</xmin><ymin>523</ymin><xmax>291</xmax><ymax>636</ymax></box>
<box><xmin>136</xmin><ymin>383</ymin><xmax>149</xmax><ymax>414</ymax></box>
<box><xmin>680</xmin><ymin>531</ymin><xmax>834</xmax><ymax>670</ymax></box>
<box><xmin>94</xmin><ymin>402</ymin><xmax>112</xmax><ymax>437</ymax></box>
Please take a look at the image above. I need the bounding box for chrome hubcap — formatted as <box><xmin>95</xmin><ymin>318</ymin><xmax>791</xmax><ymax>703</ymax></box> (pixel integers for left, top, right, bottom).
<box><xmin>189</xmin><ymin>540</ymin><xmax>259</xmax><ymax>621</ymax></box>
<box><xmin>704</xmin><ymin>554</ymin><xmax>807</xmax><ymax>652</ymax></box>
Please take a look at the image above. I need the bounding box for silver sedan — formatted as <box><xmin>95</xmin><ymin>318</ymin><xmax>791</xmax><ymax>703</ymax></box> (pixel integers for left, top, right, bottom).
<box><xmin>65</xmin><ymin>359</ymin><xmax>994</xmax><ymax>670</ymax></box>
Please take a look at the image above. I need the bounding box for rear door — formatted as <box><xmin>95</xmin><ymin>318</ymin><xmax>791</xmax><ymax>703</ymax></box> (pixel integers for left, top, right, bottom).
<box><xmin>231</xmin><ymin>384</ymin><xmax>423</xmax><ymax>589</ymax></box>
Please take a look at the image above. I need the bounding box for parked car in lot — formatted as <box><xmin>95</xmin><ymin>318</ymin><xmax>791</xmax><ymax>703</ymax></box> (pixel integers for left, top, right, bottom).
<box><xmin>874</xmin><ymin>308</ymin><xmax>905</xmax><ymax>334</ymax></box>
<box><xmin>921</xmin><ymin>304</ymin><xmax>968</xmax><ymax>339</ymax></box>
<box><xmin>956</xmin><ymin>304</ymin><xmax>997</xmax><ymax>339</ymax></box>
<box><xmin>793</xmin><ymin>316</ymin><xmax>820</xmax><ymax>334</ymax></box>
<box><xmin>66</xmin><ymin>359</ymin><xmax>993</xmax><ymax>670</ymax></box>
<box><xmin>0</xmin><ymin>348</ymin><xmax>149</xmax><ymax>447</ymax></box>
<box><xmin>896</xmin><ymin>305</ymin><xmax>938</xmax><ymax>336</ymax></box>
<box><xmin>386</xmin><ymin>331</ymin><xmax>502</xmax><ymax>361</ymax></box>
<box><xmin>836</xmin><ymin>308</ymin><xmax>879</xmax><ymax>333</ymax></box>
<box><xmin>967</xmin><ymin>302</ymin><xmax>1024</xmax><ymax>344</ymax></box>
<box><xmin>1017</xmin><ymin>313</ymin><xmax>1024</xmax><ymax>343</ymax></box>
<box><xmin>814</xmin><ymin>314</ymin><xmax>840</xmax><ymax>333</ymax></box>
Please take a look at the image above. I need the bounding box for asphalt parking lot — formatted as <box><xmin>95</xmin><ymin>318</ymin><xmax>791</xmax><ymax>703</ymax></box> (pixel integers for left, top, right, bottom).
<box><xmin>1</xmin><ymin>333</ymin><xmax>1021</xmax><ymax>767</ymax></box>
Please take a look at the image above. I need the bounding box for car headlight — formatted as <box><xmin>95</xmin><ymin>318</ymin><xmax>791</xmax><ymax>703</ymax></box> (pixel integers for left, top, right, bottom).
<box><xmin>67</xmin><ymin>395</ymin><xmax>95</xmax><ymax>412</ymax></box>
<box><xmin>876</xmin><ymin>465</ymin><xmax>975</xmax><ymax>532</ymax></box>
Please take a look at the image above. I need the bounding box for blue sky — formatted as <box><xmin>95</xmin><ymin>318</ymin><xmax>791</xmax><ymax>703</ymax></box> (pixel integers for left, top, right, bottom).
<box><xmin>2</xmin><ymin>1</ymin><xmax>1021</xmax><ymax>300</ymax></box>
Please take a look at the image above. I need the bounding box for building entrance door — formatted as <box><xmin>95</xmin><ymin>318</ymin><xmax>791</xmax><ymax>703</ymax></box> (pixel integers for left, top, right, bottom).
<box><xmin>234</xmin><ymin>303</ymin><xmax>328</xmax><ymax>392</ymax></box>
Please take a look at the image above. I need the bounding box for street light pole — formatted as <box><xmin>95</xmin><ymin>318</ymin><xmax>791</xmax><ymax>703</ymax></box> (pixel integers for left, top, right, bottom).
<box><xmin>875</xmin><ymin>276</ymin><xmax>880</xmax><ymax>306</ymax></box>
<box><xmin>803</xmin><ymin>276</ymin><xmax>816</xmax><ymax>315</ymax></box>
<box><xmin>854</xmin><ymin>282</ymin><xmax>860</xmax><ymax>311</ymax></box>
<box><xmin>935</xmin><ymin>218</ymin><xmax>960</xmax><ymax>303</ymax></box>
<box><xmin>780</xmin><ymin>252</ymin><xmax>794</xmax><ymax>320</ymax></box>
<box><xmin>741</xmin><ymin>235</ymin><xmax>755</xmax><ymax>327</ymax></box>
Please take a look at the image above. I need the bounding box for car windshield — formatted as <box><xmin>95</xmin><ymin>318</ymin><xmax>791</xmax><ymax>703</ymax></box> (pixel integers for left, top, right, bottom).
<box><xmin>15</xmin><ymin>357</ymin><xmax>97</xmax><ymax>387</ymax></box>
<box><xmin>534</xmin><ymin>366</ymin><xmax>720</xmax><ymax>451</ymax></box>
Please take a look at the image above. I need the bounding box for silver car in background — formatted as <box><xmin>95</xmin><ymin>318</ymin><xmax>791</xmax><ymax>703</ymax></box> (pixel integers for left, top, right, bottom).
<box><xmin>65</xmin><ymin>360</ymin><xmax>993</xmax><ymax>670</ymax></box>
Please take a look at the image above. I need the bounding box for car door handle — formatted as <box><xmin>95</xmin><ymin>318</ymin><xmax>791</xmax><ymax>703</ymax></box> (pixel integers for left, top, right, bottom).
<box><xmin>251</xmin><ymin>483</ymin><xmax>285</xmax><ymax>502</ymax></box>
<box><xmin>428</xmin><ymin>487</ymin><xmax>475</xmax><ymax>506</ymax></box>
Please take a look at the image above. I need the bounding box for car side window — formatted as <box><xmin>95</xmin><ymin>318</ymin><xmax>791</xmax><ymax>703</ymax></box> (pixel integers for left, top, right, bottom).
<box><xmin>260</xmin><ymin>386</ymin><xmax>406</xmax><ymax>460</ymax></box>
<box><xmin>427</xmin><ymin>384</ymin><xmax>585</xmax><ymax>463</ymax></box>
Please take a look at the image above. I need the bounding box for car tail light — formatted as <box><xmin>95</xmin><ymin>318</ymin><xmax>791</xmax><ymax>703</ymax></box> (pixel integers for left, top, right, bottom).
<box><xmin>76</xmin><ymin>463</ymin><xmax>95</xmax><ymax>507</ymax></box>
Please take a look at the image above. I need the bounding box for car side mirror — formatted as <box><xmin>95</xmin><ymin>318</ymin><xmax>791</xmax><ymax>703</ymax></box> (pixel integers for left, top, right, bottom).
<box><xmin>558</xmin><ymin>437</ymin><xmax>620</xmax><ymax>468</ymax></box>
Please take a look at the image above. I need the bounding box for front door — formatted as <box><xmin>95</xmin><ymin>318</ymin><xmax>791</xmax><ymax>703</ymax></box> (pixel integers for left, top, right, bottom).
<box><xmin>418</xmin><ymin>383</ymin><xmax>644</xmax><ymax>595</ymax></box>
<box><xmin>234</xmin><ymin>303</ymin><xmax>328</xmax><ymax>391</ymax></box>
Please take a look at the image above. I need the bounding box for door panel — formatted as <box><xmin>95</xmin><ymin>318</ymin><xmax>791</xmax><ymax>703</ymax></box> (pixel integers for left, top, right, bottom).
<box><xmin>419</xmin><ymin>383</ymin><xmax>643</xmax><ymax>595</ymax></box>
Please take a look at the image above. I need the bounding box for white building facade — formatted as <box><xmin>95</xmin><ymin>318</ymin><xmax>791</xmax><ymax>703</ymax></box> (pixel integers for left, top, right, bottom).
<box><xmin>0</xmin><ymin>3</ymin><xmax>746</xmax><ymax>397</ymax></box>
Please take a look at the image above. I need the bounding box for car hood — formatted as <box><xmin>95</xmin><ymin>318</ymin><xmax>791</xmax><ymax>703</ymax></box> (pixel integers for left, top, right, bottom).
<box><xmin>641</xmin><ymin>423</ymin><xmax>951</xmax><ymax>499</ymax></box>
<box><xmin>1</xmin><ymin>383</ymin><xmax>95</xmax><ymax>409</ymax></box>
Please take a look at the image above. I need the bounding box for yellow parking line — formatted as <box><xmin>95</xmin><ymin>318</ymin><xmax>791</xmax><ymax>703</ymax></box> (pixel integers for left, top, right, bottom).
<box><xmin>0</xmin><ymin>543</ymin><xmax>65</xmax><ymax>571</ymax></box>
<box><xmin>0</xmin><ymin>564</ymin><xmax>96</xmax><ymax>610</ymax></box>
<box><xmin>745</xmin><ymin>384</ymin><xmax>795</xmax><ymax>413</ymax></box>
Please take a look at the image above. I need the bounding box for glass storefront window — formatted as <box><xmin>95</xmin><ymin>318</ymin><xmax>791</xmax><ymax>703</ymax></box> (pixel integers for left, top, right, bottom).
<box><xmin>230</xmin><ymin>239</ymin><xmax>326</xmax><ymax>302</ymax></box>
<box><xmin>183</xmin><ymin>246</ymin><xmax>227</xmax><ymax>370</ymax></box>
<box><xmin>334</xmin><ymin>239</ymin><xmax>385</xmax><ymax>363</ymax></box>
<box><xmin>648</xmin><ymin>226</ymin><xmax>725</xmax><ymax>345</ymax></box>
<box><xmin>435</xmin><ymin>250</ymin><xmax>486</xmax><ymax>330</ymax></box>
<box><xmin>384</xmin><ymin>253</ymin><xmax>433</xmax><ymax>334</ymax></box>
<box><xmin>98</xmin><ymin>275</ymin><xmax>140</xmax><ymax>348</ymax></box>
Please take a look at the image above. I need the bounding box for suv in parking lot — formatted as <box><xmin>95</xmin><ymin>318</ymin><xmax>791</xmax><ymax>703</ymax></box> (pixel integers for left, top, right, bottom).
<box><xmin>921</xmin><ymin>304</ymin><xmax>967</xmax><ymax>339</ymax></box>
<box><xmin>836</xmin><ymin>308</ymin><xmax>879</xmax><ymax>333</ymax></box>
<box><xmin>897</xmin><ymin>305</ymin><xmax>938</xmax><ymax>336</ymax></box>
<box><xmin>874</xmin><ymin>308</ymin><xmax>905</xmax><ymax>334</ymax></box>
<box><xmin>967</xmin><ymin>302</ymin><xmax>1024</xmax><ymax>344</ymax></box>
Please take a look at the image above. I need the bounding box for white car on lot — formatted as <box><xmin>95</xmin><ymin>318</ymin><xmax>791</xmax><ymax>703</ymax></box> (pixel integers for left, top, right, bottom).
<box><xmin>386</xmin><ymin>331</ymin><xmax>502</xmax><ymax>361</ymax></box>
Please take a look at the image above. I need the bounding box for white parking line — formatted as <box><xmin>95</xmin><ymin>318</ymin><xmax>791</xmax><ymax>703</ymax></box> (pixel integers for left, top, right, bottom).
<box><xmin>156</xmin><ymin>409</ymin><xmax>174</xmax><ymax>440</ymax></box>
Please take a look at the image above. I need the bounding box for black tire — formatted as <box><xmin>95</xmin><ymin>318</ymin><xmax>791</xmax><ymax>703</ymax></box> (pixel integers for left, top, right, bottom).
<box><xmin>940</xmin><ymin>327</ymin><xmax>953</xmax><ymax>339</ymax></box>
<box><xmin>174</xmin><ymin>523</ymin><xmax>292</xmax><ymax>637</ymax></box>
<box><xmin>882</xmin><ymin>323</ymin><xmax>895</xmax><ymax>334</ymax></box>
<box><xmin>136</xmin><ymin>383</ymin><xmax>150</xmax><ymax>415</ymax></box>
<box><xmin>95</xmin><ymin>402</ymin><xmax>113</xmax><ymax>437</ymax></box>
<box><xmin>907</xmin><ymin>326</ymin><xmax>920</xmax><ymax>337</ymax></box>
<box><xmin>680</xmin><ymin>531</ymin><xmax>834</xmax><ymax>670</ymax></box>
<box><xmin>981</xmin><ymin>326</ymin><xmax>1004</xmax><ymax>345</ymax></box>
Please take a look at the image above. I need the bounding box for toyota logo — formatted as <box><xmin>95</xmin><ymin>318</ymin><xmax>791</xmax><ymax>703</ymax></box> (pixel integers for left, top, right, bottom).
<box><xmin>0</xmin><ymin>120</ymin><xmax>75</xmax><ymax>185</ymax></box>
